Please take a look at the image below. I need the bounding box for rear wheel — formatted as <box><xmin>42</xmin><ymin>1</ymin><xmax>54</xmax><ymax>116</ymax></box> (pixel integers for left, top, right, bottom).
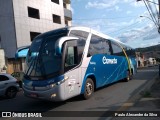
<box><xmin>83</xmin><ymin>78</ymin><xmax>94</xmax><ymax>99</ymax></box>
<box><xmin>6</xmin><ymin>87</ymin><xmax>17</xmax><ymax>99</ymax></box>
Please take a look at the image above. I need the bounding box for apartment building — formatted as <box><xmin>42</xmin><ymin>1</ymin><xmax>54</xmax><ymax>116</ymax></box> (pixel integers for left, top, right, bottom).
<box><xmin>0</xmin><ymin>0</ymin><xmax>72</xmax><ymax>73</ymax></box>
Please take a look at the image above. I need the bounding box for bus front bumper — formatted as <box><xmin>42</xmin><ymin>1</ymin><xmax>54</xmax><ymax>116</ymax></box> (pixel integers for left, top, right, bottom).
<box><xmin>23</xmin><ymin>84</ymin><xmax>65</xmax><ymax>101</ymax></box>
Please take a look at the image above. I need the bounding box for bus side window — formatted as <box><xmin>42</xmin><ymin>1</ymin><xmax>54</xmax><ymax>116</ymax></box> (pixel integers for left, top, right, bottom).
<box><xmin>102</xmin><ymin>39</ymin><xmax>112</xmax><ymax>55</ymax></box>
<box><xmin>64</xmin><ymin>40</ymin><xmax>78</xmax><ymax>71</ymax></box>
<box><xmin>87</xmin><ymin>34</ymin><xmax>103</xmax><ymax>57</ymax></box>
<box><xmin>111</xmin><ymin>42</ymin><xmax>124</xmax><ymax>56</ymax></box>
<box><xmin>69</xmin><ymin>30</ymin><xmax>88</xmax><ymax>63</ymax></box>
<box><xmin>65</xmin><ymin>46</ymin><xmax>78</xmax><ymax>67</ymax></box>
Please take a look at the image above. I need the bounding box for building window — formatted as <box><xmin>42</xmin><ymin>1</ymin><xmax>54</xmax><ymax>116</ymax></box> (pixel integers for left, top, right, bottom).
<box><xmin>28</xmin><ymin>7</ymin><xmax>40</xmax><ymax>19</ymax></box>
<box><xmin>51</xmin><ymin>0</ymin><xmax>59</xmax><ymax>4</ymax></box>
<box><xmin>30</xmin><ymin>32</ymin><xmax>41</xmax><ymax>41</ymax></box>
<box><xmin>53</xmin><ymin>14</ymin><xmax>61</xmax><ymax>24</ymax></box>
<box><xmin>65</xmin><ymin>20</ymin><xmax>68</xmax><ymax>26</ymax></box>
<box><xmin>63</xmin><ymin>3</ymin><xmax>67</xmax><ymax>8</ymax></box>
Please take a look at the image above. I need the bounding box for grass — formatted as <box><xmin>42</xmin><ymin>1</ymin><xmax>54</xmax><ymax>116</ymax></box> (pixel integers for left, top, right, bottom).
<box><xmin>142</xmin><ymin>91</ymin><xmax>152</xmax><ymax>98</ymax></box>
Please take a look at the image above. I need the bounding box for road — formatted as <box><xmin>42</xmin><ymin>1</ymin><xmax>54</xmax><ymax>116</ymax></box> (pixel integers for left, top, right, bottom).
<box><xmin>0</xmin><ymin>66</ymin><xmax>159</xmax><ymax>119</ymax></box>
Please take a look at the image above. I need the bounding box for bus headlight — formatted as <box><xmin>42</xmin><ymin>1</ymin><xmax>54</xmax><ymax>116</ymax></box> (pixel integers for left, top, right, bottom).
<box><xmin>49</xmin><ymin>79</ymin><xmax>65</xmax><ymax>88</ymax></box>
<box><xmin>50</xmin><ymin>83</ymin><xmax>56</xmax><ymax>88</ymax></box>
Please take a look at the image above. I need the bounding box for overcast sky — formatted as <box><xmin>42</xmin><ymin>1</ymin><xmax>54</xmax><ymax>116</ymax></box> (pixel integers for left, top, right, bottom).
<box><xmin>71</xmin><ymin>0</ymin><xmax>160</xmax><ymax>48</ymax></box>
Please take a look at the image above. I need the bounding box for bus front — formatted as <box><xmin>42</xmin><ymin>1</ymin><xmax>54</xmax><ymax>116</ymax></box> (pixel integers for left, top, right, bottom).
<box><xmin>22</xmin><ymin>28</ymin><xmax>69</xmax><ymax>101</ymax></box>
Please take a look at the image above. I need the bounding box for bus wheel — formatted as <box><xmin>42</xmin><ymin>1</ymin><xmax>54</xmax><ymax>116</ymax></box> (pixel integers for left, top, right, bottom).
<box><xmin>83</xmin><ymin>78</ymin><xmax>94</xmax><ymax>99</ymax></box>
<box><xmin>125</xmin><ymin>71</ymin><xmax>132</xmax><ymax>82</ymax></box>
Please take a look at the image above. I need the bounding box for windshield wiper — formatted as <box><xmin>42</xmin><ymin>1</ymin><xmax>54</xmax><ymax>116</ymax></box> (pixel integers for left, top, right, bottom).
<box><xmin>26</xmin><ymin>55</ymin><xmax>37</xmax><ymax>76</ymax></box>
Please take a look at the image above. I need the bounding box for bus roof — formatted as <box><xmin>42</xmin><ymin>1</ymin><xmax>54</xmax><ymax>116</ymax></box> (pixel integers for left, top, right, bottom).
<box><xmin>34</xmin><ymin>26</ymin><xmax>133</xmax><ymax>49</ymax></box>
<box><xmin>68</xmin><ymin>26</ymin><xmax>133</xmax><ymax>49</ymax></box>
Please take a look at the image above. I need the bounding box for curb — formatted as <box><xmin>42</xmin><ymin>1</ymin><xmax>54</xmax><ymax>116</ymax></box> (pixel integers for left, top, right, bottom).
<box><xmin>117</xmin><ymin>73</ymin><xmax>159</xmax><ymax>111</ymax></box>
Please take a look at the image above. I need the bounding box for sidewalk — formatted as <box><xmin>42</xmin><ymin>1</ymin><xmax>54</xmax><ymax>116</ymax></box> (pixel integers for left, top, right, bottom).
<box><xmin>128</xmin><ymin>76</ymin><xmax>160</xmax><ymax>111</ymax></box>
<box><xmin>111</xmin><ymin>76</ymin><xmax>160</xmax><ymax>120</ymax></box>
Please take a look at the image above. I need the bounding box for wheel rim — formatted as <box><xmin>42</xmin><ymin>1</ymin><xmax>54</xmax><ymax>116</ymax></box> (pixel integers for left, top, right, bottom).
<box><xmin>7</xmin><ymin>88</ymin><xmax>16</xmax><ymax>98</ymax></box>
<box><xmin>86</xmin><ymin>82</ymin><xmax>93</xmax><ymax>96</ymax></box>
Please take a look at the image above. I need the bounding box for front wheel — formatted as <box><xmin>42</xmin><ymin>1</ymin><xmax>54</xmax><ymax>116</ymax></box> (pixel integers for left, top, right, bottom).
<box><xmin>83</xmin><ymin>78</ymin><xmax>94</xmax><ymax>99</ymax></box>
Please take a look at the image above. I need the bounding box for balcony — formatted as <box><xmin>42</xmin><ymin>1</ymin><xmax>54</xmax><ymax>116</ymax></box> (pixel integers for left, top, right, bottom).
<box><xmin>64</xmin><ymin>8</ymin><xmax>72</xmax><ymax>20</ymax></box>
<box><xmin>63</xmin><ymin>0</ymin><xmax>70</xmax><ymax>4</ymax></box>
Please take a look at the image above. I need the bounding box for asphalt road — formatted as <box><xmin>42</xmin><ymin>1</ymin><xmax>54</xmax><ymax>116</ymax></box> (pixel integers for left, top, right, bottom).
<box><xmin>0</xmin><ymin>66</ymin><xmax>159</xmax><ymax>119</ymax></box>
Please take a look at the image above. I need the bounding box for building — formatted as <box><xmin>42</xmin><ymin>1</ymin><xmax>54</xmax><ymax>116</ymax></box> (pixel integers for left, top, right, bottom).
<box><xmin>0</xmin><ymin>49</ymin><xmax>6</xmax><ymax>73</ymax></box>
<box><xmin>0</xmin><ymin>0</ymin><xmax>72</xmax><ymax>73</ymax></box>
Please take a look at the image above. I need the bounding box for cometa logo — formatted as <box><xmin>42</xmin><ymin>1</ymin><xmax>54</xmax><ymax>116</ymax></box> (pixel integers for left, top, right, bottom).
<box><xmin>102</xmin><ymin>56</ymin><xmax>117</xmax><ymax>64</ymax></box>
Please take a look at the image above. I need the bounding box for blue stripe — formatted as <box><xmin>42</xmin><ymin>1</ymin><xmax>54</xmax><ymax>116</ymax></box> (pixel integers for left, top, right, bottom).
<box><xmin>81</xmin><ymin>54</ymin><xmax>131</xmax><ymax>94</ymax></box>
<box><xmin>23</xmin><ymin>75</ymin><xmax>64</xmax><ymax>87</ymax></box>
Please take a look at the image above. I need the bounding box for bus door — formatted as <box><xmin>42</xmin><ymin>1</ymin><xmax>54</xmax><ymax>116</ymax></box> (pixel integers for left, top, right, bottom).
<box><xmin>63</xmin><ymin>40</ymin><xmax>80</xmax><ymax>99</ymax></box>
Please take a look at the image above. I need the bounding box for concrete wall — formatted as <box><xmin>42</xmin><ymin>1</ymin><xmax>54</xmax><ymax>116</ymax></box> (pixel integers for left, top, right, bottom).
<box><xmin>0</xmin><ymin>0</ymin><xmax>17</xmax><ymax>58</ymax></box>
<box><xmin>13</xmin><ymin>0</ymin><xmax>66</xmax><ymax>48</ymax></box>
<box><xmin>0</xmin><ymin>0</ymin><xmax>67</xmax><ymax>58</ymax></box>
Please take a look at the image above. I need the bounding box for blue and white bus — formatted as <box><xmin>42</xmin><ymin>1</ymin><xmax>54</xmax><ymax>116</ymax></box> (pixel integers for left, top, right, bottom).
<box><xmin>16</xmin><ymin>26</ymin><xmax>137</xmax><ymax>101</ymax></box>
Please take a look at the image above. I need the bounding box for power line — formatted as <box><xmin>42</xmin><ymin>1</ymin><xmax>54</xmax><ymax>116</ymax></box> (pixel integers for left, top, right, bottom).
<box><xmin>145</xmin><ymin>0</ymin><xmax>159</xmax><ymax>5</ymax></box>
<box><xmin>109</xmin><ymin>18</ymin><xmax>155</xmax><ymax>36</ymax></box>
<box><xmin>108</xmin><ymin>21</ymin><xmax>141</xmax><ymax>35</ymax></box>
<box><xmin>143</xmin><ymin>0</ymin><xmax>159</xmax><ymax>28</ymax></box>
<box><xmin>146</xmin><ymin>0</ymin><xmax>159</xmax><ymax>25</ymax></box>
<box><xmin>73</xmin><ymin>16</ymin><xmax>138</xmax><ymax>20</ymax></box>
<box><xmin>153</xmin><ymin>0</ymin><xmax>159</xmax><ymax>16</ymax></box>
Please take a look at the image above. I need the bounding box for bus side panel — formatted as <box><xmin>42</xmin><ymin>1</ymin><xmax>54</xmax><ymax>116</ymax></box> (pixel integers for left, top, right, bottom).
<box><xmin>129</xmin><ymin>57</ymin><xmax>137</xmax><ymax>75</ymax></box>
<box><xmin>81</xmin><ymin>54</ymin><xmax>129</xmax><ymax>93</ymax></box>
<box><xmin>63</xmin><ymin>68</ymin><xmax>81</xmax><ymax>100</ymax></box>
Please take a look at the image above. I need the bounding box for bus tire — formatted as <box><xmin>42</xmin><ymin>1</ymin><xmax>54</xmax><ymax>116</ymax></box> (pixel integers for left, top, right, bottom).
<box><xmin>83</xmin><ymin>78</ymin><xmax>94</xmax><ymax>100</ymax></box>
<box><xmin>125</xmin><ymin>71</ymin><xmax>132</xmax><ymax>82</ymax></box>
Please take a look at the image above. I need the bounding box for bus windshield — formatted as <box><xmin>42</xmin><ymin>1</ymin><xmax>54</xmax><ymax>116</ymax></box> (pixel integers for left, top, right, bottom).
<box><xmin>25</xmin><ymin>29</ymin><xmax>68</xmax><ymax>79</ymax></box>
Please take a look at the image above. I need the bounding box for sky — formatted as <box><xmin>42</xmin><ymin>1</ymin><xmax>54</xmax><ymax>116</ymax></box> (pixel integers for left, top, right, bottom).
<box><xmin>71</xmin><ymin>0</ymin><xmax>160</xmax><ymax>48</ymax></box>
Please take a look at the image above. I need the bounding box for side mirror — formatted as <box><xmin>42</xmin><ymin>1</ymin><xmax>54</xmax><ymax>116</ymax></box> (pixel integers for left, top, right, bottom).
<box><xmin>15</xmin><ymin>45</ymin><xmax>30</xmax><ymax>59</ymax></box>
<box><xmin>55</xmin><ymin>36</ymin><xmax>79</xmax><ymax>55</ymax></box>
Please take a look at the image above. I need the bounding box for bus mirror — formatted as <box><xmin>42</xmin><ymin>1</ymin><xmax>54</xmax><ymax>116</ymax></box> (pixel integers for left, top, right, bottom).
<box><xmin>15</xmin><ymin>45</ymin><xmax>30</xmax><ymax>59</ymax></box>
<box><xmin>55</xmin><ymin>36</ymin><xmax>79</xmax><ymax>55</ymax></box>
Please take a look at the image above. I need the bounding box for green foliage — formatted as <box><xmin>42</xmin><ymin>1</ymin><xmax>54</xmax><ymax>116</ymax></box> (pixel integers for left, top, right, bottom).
<box><xmin>142</xmin><ymin>91</ymin><xmax>152</xmax><ymax>98</ymax></box>
<box><xmin>136</xmin><ymin>44</ymin><xmax>160</xmax><ymax>53</ymax></box>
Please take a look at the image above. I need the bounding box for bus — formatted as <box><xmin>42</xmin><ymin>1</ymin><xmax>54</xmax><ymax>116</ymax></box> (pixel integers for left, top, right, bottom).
<box><xmin>15</xmin><ymin>26</ymin><xmax>137</xmax><ymax>101</ymax></box>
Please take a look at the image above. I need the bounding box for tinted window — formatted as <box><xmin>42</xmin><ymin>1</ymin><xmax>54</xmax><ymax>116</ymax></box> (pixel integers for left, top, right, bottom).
<box><xmin>102</xmin><ymin>39</ymin><xmax>111</xmax><ymax>55</ymax></box>
<box><xmin>65</xmin><ymin>40</ymin><xmax>78</xmax><ymax>71</ymax></box>
<box><xmin>65</xmin><ymin>46</ymin><xmax>77</xmax><ymax>67</ymax></box>
<box><xmin>40</xmin><ymin>36</ymin><xmax>62</xmax><ymax>75</ymax></box>
<box><xmin>69</xmin><ymin>30</ymin><xmax>88</xmax><ymax>63</ymax></box>
<box><xmin>111</xmin><ymin>42</ymin><xmax>124</xmax><ymax>56</ymax></box>
<box><xmin>69</xmin><ymin>30</ymin><xmax>89</xmax><ymax>40</ymax></box>
<box><xmin>25</xmin><ymin>29</ymin><xmax>68</xmax><ymax>78</ymax></box>
<box><xmin>0</xmin><ymin>75</ymin><xmax>9</xmax><ymax>81</ymax></box>
<box><xmin>88</xmin><ymin>35</ymin><xmax>103</xmax><ymax>56</ymax></box>
<box><xmin>126</xmin><ymin>47</ymin><xmax>136</xmax><ymax>57</ymax></box>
